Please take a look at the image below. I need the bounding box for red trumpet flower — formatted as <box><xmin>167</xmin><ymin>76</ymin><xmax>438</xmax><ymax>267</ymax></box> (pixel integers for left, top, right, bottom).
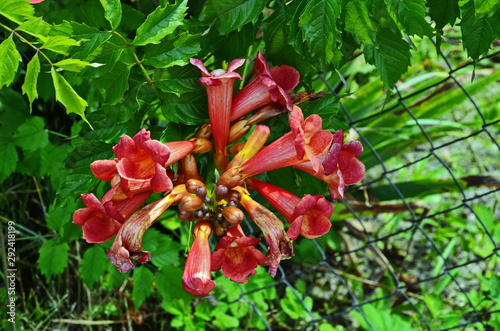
<box><xmin>231</xmin><ymin>52</ymin><xmax>300</xmax><ymax>121</ymax></box>
<box><xmin>190</xmin><ymin>58</ymin><xmax>245</xmax><ymax>171</ymax></box>
<box><xmin>249</xmin><ymin>178</ymin><xmax>333</xmax><ymax>240</ymax></box>
<box><xmin>211</xmin><ymin>226</ymin><xmax>266</xmax><ymax>283</ymax></box>
<box><xmin>107</xmin><ymin>185</ymin><xmax>188</xmax><ymax>273</ymax></box>
<box><xmin>236</xmin><ymin>188</ymin><xmax>294</xmax><ymax>277</ymax></box>
<box><xmin>218</xmin><ymin>106</ymin><xmax>333</xmax><ymax>189</ymax></box>
<box><xmin>90</xmin><ymin>129</ymin><xmax>173</xmax><ymax>196</ymax></box>
<box><xmin>294</xmin><ymin>130</ymin><xmax>365</xmax><ymax>199</ymax></box>
<box><xmin>182</xmin><ymin>221</ymin><xmax>216</xmax><ymax>296</ymax></box>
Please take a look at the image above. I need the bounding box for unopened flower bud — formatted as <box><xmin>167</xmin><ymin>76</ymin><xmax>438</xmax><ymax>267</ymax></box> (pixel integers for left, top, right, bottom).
<box><xmin>213</xmin><ymin>222</ymin><xmax>228</xmax><ymax>237</ymax></box>
<box><xmin>194</xmin><ymin>123</ymin><xmax>212</xmax><ymax>139</ymax></box>
<box><xmin>181</xmin><ymin>195</ymin><xmax>204</xmax><ymax>211</ymax></box>
<box><xmin>222</xmin><ymin>206</ymin><xmax>245</xmax><ymax>225</ymax></box>
<box><xmin>194</xmin><ymin>209</ymin><xmax>204</xmax><ymax>219</ymax></box>
<box><xmin>178</xmin><ymin>209</ymin><xmax>195</xmax><ymax>221</ymax></box>
<box><xmin>191</xmin><ymin>138</ymin><xmax>212</xmax><ymax>153</ymax></box>
<box><xmin>186</xmin><ymin>179</ymin><xmax>206</xmax><ymax>194</ymax></box>
<box><xmin>215</xmin><ymin>185</ymin><xmax>229</xmax><ymax>201</ymax></box>
<box><xmin>195</xmin><ymin>187</ymin><xmax>207</xmax><ymax>200</ymax></box>
<box><xmin>228</xmin><ymin>120</ymin><xmax>251</xmax><ymax>144</ymax></box>
<box><xmin>226</xmin><ymin>190</ymin><xmax>242</xmax><ymax>203</ymax></box>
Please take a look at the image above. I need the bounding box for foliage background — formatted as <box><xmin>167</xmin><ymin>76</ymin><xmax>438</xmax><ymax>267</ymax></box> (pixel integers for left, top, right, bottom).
<box><xmin>0</xmin><ymin>0</ymin><xmax>499</xmax><ymax>330</ymax></box>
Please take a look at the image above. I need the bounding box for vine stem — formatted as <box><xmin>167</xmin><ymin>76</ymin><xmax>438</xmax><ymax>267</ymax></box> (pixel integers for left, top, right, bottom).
<box><xmin>0</xmin><ymin>22</ymin><xmax>53</xmax><ymax>65</ymax></box>
<box><xmin>111</xmin><ymin>30</ymin><xmax>163</xmax><ymax>104</ymax></box>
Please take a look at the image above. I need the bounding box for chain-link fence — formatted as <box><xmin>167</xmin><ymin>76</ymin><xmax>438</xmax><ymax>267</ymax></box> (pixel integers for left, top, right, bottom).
<box><xmin>222</xmin><ymin>47</ymin><xmax>500</xmax><ymax>330</ymax></box>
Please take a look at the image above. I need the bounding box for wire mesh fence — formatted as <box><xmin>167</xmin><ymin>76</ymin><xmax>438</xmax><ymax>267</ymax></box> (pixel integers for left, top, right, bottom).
<box><xmin>222</xmin><ymin>48</ymin><xmax>500</xmax><ymax>330</ymax></box>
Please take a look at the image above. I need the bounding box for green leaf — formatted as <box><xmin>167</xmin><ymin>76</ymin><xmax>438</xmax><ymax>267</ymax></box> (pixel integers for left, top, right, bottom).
<box><xmin>41</xmin><ymin>36</ymin><xmax>80</xmax><ymax>56</ymax></box>
<box><xmin>212</xmin><ymin>313</ymin><xmax>240</xmax><ymax>329</ymax></box>
<box><xmin>72</xmin><ymin>33</ymin><xmax>112</xmax><ymax>60</ymax></box>
<box><xmin>46</xmin><ymin>197</ymin><xmax>76</xmax><ymax>231</ymax></box>
<box><xmin>298</xmin><ymin>0</ymin><xmax>340</xmax><ymax>68</ymax></box>
<box><xmin>427</xmin><ymin>0</ymin><xmax>460</xmax><ymax>31</ymax></box>
<box><xmin>262</xmin><ymin>4</ymin><xmax>312</xmax><ymax>77</ymax></box>
<box><xmin>344</xmin><ymin>0</ymin><xmax>377</xmax><ymax>45</ymax></box>
<box><xmin>80</xmin><ymin>246</ymin><xmax>109</xmax><ymax>288</ymax></box>
<box><xmin>143</xmin><ymin>33</ymin><xmax>201</xmax><ymax>68</ymax></box>
<box><xmin>132</xmin><ymin>266</ymin><xmax>154</xmax><ymax>310</ymax></box>
<box><xmin>202</xmin><ymin>0</ymin><xmax>268</xmax><ymax>35</ymax></box>
<box><xmin>50</xmin><ymin>67</ymin><xmax>91</xmax><ymax>127</ymax></box>
<box><xmin>460</xmin><ymin>1</ymin><xmax>500</xmax><ymax>60</ymax></box>
<box><xmin>300</xmin><ymin>94</ymin><xmax>344</xmax><ymax>129</ymax></box>
<box><xmin>0</xmin><ymin>35</ymin><xmax>22</xmax><ymax>89</ymax></box>
<box><xmin>364</xmin><ymin>29</ymin><xmax>411</xmax><ymax>88</ymax></box>
<box><xmin>17</xmin><ymin>17</ymin><xmax>52</xmax><ymax>40</ymax></box>
<box><xmin>22</xmin><ymin>53</ymin><xmax>40</xmax><ymax>112</ymax></box>
<box><xmin>54</xmin><ymin>59</ymin><xmax>90</xmax><ymax>72</ymax></box>
<box><xmin>161</xmin><ymin>92</ymin><xmax>208</xmax><ymax>125</ymax></box>
<box><xmin>38</xmin><ymin>239</ymin><xmax>69</xmax><ymax>280</ymax></box>
<box><xmin>0</xmin><ymin>0</ymin><xmax>34</xmax><ymax>24</ymax></box>
<box><xmin>13</xmin><ymin>116</ymin><xmax>49</xmax><ymax>152</ymax></box>
<box><xmin>154</xmin><ymin>65</ymin><xmax>203</xmax><ymax>95</ymax></box>
<box><xmin>388</xmin><ymin>0</ymin><xmax>434</xmax><ymax>37</ymax></box>
<box><xmin>210</xmin><ymin>22</ymin><xmax>257</xmax><ymax>61</ymax></box>
<box><xmin>0</xmin><ymin>143</ymin><xmax>18</xmax><ymax>184</ymax></box>
<box><xmin>474</xmin><ymin>0</ymin><xmax>500</xmax><ymax>19</ymax></box>
<box><xmin>50</xmin><ymin>20</ymin><xmax>103</xmax><ymax>40</ymax></box>
<box><xmin>100</xmin><ymin>0</ymin><xmax>122</xmax><ymax>29</ymax></box>
<box><xmin>156</xmin><ymin>268</ymin><xmax>193</xmax><ymax>300</ymax></box>
<box><xmin>94</xmin><ymin>61</ymin><xmax>130</xmax><ymax>105</ymax></box>
<box><xmin>133</xmin><ymin>0</ymin><xmax>187</xmax><ymax>46</ymax></box>
<box><xmin>150</xmin><ymin>237</ymin><xmax>183</xmax><ymax>268</ymax></box>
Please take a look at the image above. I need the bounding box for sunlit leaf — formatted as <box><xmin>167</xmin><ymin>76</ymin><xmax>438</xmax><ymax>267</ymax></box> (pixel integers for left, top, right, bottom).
<box><xmin>41</xmin><ymin>36</ymin><xmax>80</xmax><ymax>55</ymax></box>
<box><xmin>22</xmin><ymin>53</ymin><xmax>40</xmax><ymax>112</ymax></box>
<box><xmin>474</xmin><ymin>0</ymin><xmax>500</xmax><ymax>19</ymax></box>
<box><xmin>17</xmin><ymin>17</ymin><xmax>52</xmax><ymax>40</ymax></box>
<box><xmin>0</xmin><ymin>35</ymin><xmax>22</xmax><ymax>89</ymax></box>
<box><xmin>99</xmin><ymin>0</ymin><xmax>122</xmax><ymax>29</ymax></box>
<box><xmin>0</xmin><ymin>0</ymin><xmax>34</xmax><ymax>24</ymax></box>
<box><xmin>50</xmin><ymin>67</ymin><xmax>91</xmax><ymax>127</ymax></box>
<box><xmin>54</xmin><ymin>59</ymin><xmax>90</xmax><ymax>72</ymax></box>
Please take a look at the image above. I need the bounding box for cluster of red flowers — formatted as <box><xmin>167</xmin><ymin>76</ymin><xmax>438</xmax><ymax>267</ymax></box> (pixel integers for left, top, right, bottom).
<box><xmin>73</xmin><ymin>53</ymin><xmax>365</xmax><ymax>297</ymax></box>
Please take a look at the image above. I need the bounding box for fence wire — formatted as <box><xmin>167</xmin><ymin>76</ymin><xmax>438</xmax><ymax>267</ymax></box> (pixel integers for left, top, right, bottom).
<box><xmin>226</xmin><ymin>47</ymin><xmax>500</xmax><ymax>330</ymax></box>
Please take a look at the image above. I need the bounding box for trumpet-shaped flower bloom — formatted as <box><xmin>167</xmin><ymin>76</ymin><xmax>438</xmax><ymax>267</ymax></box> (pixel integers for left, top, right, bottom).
<box><xmin>90</xmin><ymin>129</ymin><xmax>173</xmax><ymax>196</ymax></box>
<box><xmin>294</xmin><ymin>130</ymin><xmax>365</xmax><ymax>199</ymax></box>
<box><xmin>236</xmin><ymin>188</ymin><xmax>294</xmax><ymax>277</ymax></box>
<box><xmin>218</xmin><ymin>107</ymin><xmax>332</xmax><ymax>189</ymax></box>
<box><xmin>182</xmin><ymin>221</ymin><xmax>216</xmax><ymax>296</ymax></box>
<box><xmin>190</xmin><ymin>58</ymin><xmax>245</xmax><ymax>171</ymax></box>
<box><xmin>211</xmin><ymin>226</ymin><xmax>266</xmax><ymax>283</ymax></box>
<box><xmin>249</xmin><ymin>178</ymin><xmax>333</xmax><ymax>240</ymax></box>
<box><xmin>73</xmin><ymin>190</ymin><xmax>151</xmax><ymax>243</ymax></box>
<box><xmin>231</xmin><ymin>52</ymin><xmax>300</xmax><ymax>121</ymax></box>
<box><xmin>107</xmin><ymin>186</ymin><xmax>188</xmax><ymax>273</ymax></box>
